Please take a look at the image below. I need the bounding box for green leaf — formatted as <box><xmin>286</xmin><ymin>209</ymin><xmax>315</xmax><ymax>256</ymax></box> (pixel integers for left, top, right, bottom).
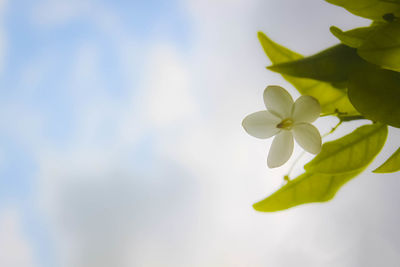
<box><xmin>382</xmin><ymin>0</ymin><xmax>400</xmax><ymax>4</ymax></box>
<box><xmin>305</xmin><ymin>123</ymin><xmax>388</xmax><ymax>173</ymax></box>
<box><xmin>258</xmin><ymin>32</ymin><xmax>358</xmax><ymax>115</ymax></box>
<box><xmin>358</xmin><ymin>21</ymin><xmax>400</xmax><ymax>72</ymax></box>
<box><xmin>254</xmin><ymin>123</ymin><xmax>387</xmax><ymax>212</ymax></box>
<box><xmin>253</xmin><ymin>170</ymin><xmax>363</xmax><ymax>212</ymax></box>
<box><xmin>326</xmin><ymin>0</ymin><xmax>400</xmax><ymax>21</ymax></box>
<box><xmin>330</xmin><ymin>25</ymin><xmax>379</xmax><ymax>48</ymax></box>
<box><xmin>373</xmin><ymin>147</ymin><xmax>400</xmax><ymax>173</ymax></box>
<box><xmin>382</xmin><ymin>0</ymin><xmax>400</xmax><ymax>3</ymax></box>
<box><xmin>267</xmin><ymin>44</ymin><xmax>361</xmax><ymax>83</ymax></box>
<box><xmin>326</xmin><ymin>22</ymin><xmax>400</xmax><ymax>71</ymax></box>
<box><xmin>348</xmin><ymin>63</ymin><xmax>400</xmax><ymax>127</ymax></box>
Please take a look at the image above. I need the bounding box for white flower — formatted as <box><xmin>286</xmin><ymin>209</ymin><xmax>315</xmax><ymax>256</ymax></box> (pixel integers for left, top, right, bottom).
<box><xmin>242</xmin><ymin>85</ymin><xmax>322</xmax><ymax>168</ymax></box>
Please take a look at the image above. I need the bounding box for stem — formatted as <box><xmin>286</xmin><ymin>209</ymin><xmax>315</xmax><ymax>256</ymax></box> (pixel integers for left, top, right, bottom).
<box><xmin>320</xmin><ymin>109</ymin><xmax>347</xmax><ymax>117</ymax></box>
<box><xmin>322</xmin><ymin>115</ymin><xmax>366</xmax><ymax>139</ymax></box>
<box><xmin>323</xmin><ymin>120</ymin><xmax>342</xmax><ymax>138</ymax></box>
<box><xmin>320</xmin><ymin>108</ymin><xmax>366</xmax><ymax>122</ymax></box>
<box><xmin>338</xmin><ymin>115</ymin><xmax>366</xmax><ymax>122</ymax></box>
<box><xmin>283</xmin><ymin>113</ymin><xmax>367</xmax><ymax>182</ymax></box>
<box><xmin>320</xmin><ymin>112</ymin><xmax>338</xmax><ymax>117</ymax></box>
<box><xmin>285</xmin><ymin>151</ymin><xmax>306</xmax><ymax>181</ymax></box>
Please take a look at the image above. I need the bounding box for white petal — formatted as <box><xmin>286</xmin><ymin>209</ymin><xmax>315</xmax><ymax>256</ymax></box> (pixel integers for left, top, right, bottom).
<box><xmin>292</xmin><ymin>95</ymin><xmax>321</xmax><ymax>123</ymax></box>
<box><xmin>292</xmin><ymin>123</ymin><xmax>321</xmax><ymax>154</ymax></box>
<box><xmin>242</xmin><ymin>111</ymin><xmax>281</xmax><ymax>139</ymax></box>
<box><xmin>263</xmin><ymin>85</ymin><xmax>294</xmax><ymax>118</ymax></box>
<box><xmin>267</xmin><ymin>131</ymin><xmax>294</xmax><ymax>168</ymax></box>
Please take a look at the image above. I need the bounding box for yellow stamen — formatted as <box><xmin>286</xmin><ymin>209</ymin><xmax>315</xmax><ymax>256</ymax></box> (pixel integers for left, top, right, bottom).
<box><xmin>277</xmin><ymin>118</ymin><xmax>294</xmax><ymax>130</ymax></box>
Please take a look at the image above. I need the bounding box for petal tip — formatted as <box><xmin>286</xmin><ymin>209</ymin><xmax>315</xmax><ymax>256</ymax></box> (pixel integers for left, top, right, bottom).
<box><xmin>263</xmin><ymin>85</ymin><xmax>294</xmax><ymax>118</ymax></box>
<box><xmin>309</xmin><ymin>145</ymin><xmax>322</xmax><ymax>155</ymax></box>
<box><xmin>267</xmin><ymin>161</ymin><xmax>284</xmax><ymax>168</ymax></box>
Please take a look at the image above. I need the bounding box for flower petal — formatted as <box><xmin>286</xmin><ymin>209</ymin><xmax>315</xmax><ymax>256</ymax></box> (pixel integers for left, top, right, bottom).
<box><xmin>263</xmin><ymin>85</ymin><xmax>294</xmax><ymax>118</ymax></box>
<box><xmin>291</xmin><ymin>95</ymin><xmax>321</xmax><ymax>123</ymax></box>
<box><xmin>292</xmin><ymin>123</ymin><xmax>321</xmax><ymax>154</ymax></box>
<box><xmin>267</xmin><ymin>131</ymin><xmax>294</xmax><ymax>168</ymax></box>
<box><xmin>242</xmin><ymin>111</ymin><xmax>281</xmax><ymax>139</ymax></box>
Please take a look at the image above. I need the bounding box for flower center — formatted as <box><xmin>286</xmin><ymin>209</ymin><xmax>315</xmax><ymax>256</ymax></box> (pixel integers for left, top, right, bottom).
<box><xmin>277</xmin><ymin>118</ymin><xmax>294</xmax><ymax>130</ymax></box>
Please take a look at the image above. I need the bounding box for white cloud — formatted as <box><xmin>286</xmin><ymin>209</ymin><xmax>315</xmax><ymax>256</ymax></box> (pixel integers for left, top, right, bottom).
<box><xmin>141</xmin><ymin>43</ymin><xmax>198</xmax><ymax>127</ymax></box>
<box><xmin>17</xmin><ymin>0</ymin><xmax>400</xmax><ymax>266</ymax></box>
<box><xmin>31</xmin><ymin>13</ymin><xmax>201</xmax><ymax>266</ymax></box>
<box><xmin>31</xmin><ymin>0</ymin><xmax>90</xmax><ymax>26</ymax></box>
<box><xmin>38</xmin><ymin>166</ymin><xmax>138</xmax><ymax>267</ymax></box>
<box><xmin>32</xmin><ymin>0</ymin><xmax>129</xmax><ymax>43</ymax></box>
<box><xmin>0</xmin><ymin>208</ymin><xmax>36</xmax><ymax>267</ymax></box>
<box><xmin>147</xmin><ymin>0</ymin><xmax>400</xmax><ymax>266</ymax></box>
<box><xmin>37</xmin><ymin>143</ymin><xmax>204</xmax><ymax>267</ymax></box>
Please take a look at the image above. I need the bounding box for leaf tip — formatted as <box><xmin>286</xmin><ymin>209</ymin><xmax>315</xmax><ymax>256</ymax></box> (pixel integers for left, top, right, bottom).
<box><xmin>257</xmin><ymin>31</ymin><xmax>269</xmax><ymax>44</ymax></box>
<box><xmin>329</xmin><ymin>25</ymin><xmax>341</xmax><ymax>34</ymax></box>
<box><xmin>266</xmin><ymin>64</ymin><xmax>281</xmax><ymax>73</ymax></box>
<box><xmin>372</xmin><ymin>168</ymin><xmax>394</xmax><ymax>174</ymax></box>
<box><xmin>252</xmin><ymin>202</ymin><xmax>264</xmax><ymax>212</ymax></box>
<box><xmin>372</xmin><ymin>168</ymin><xmax>382</xmax><ymax>173</ymax></box>
<box><xmin>252</xmin><ymin>200</ymin><xmax>273</xmax><ymax>212</ymax></box>
<box><xmin>329</xmin><ymin>26</ymin><xmax>344</xmax><ymax>41</ymax></box>
<box><xmin>372</xmin><ymin>166</ymin><xmax>400</xmax><ymax>174</ymax></box>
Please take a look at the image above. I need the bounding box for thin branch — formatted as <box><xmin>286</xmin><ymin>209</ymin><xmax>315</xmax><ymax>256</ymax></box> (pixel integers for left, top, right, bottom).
<box><xmin>285</xmin><ymin>151</ymin><xmax>306</xmax><ymax>181</ymax></box>
<box><xmin>338</xmin><ymin>115</ymin><xmax>366</xmax><ymax>122</ymax></box>
<box><xmin>323</xmin><ymin>120</ymin><xmax>342</xmax><ymax>138</ymax></box>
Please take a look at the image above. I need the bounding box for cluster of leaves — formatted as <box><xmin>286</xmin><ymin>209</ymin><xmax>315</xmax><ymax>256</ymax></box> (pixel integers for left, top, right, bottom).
<box><xmin>254</xmin><ymin>0</ymin><xmax>400</xmax><ymax>212</ymax></box>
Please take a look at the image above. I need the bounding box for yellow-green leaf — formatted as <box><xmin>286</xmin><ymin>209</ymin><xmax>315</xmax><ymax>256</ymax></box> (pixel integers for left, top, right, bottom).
<box><xmin>326</xmin><ymin>0</ymin><xmax>400</xmax><ymax>21</ymax></box>
<box><xmin>254</xmin><ymin>124</ymin><xmax>387</xmax><ymax>212</ymax></box>
<box><xmin>258</xmin><ymin>32</ymin><xmax>358</xmax><ymax>115</ymax></box>
<box><xmin>348</xmin><ymin>63</ymin><xmax>400</xmax><ymax>128</ymax></box>
<box><xmin>267</xmin><ymin>44</ymin><xmax>361</xmax><ymax>83</ymax></box>
<box><xmin>330</xmin><ymin>25</ymin><xmax>379</xmax><ymax>48</ymax></box>
<box><xmin>305</xmin><ymin>123</ymin><xmax>388</xmax><ymax>173</ymax></box>
<box><xmin>358</xmin><ymin>21</ymin><xmax>400</xmax><ymax>72</ymax></box>
<box><xmin>373</xmin><ymin>147</ymin><xmax>400</xmax><ymax>173</ymax></box>
<box><xmin>253</xmin><ymin>169</ymin><xmax>363</xmax><ymax>212</ymax></box>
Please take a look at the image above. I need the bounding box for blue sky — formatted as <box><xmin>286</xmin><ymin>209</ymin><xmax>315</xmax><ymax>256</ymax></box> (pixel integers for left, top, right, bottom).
<box><xmin>1</xmin><ymin>1</ymin><xmax>193</xmax><ymax>266</ymax></box>
<box><xmin>1</xmin><ymin>0</ymin><xmax>400</xmax><ymax>267</ymax></box>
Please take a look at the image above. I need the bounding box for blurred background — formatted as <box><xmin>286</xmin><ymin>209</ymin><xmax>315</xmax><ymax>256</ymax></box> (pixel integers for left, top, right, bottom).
<box><xmin>1</xmin><ymin>0</ymin><xmax>400</xmax><ymax>266</ymax></box>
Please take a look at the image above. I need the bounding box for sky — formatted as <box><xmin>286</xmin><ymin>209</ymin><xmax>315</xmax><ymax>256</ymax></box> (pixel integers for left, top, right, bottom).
<box><xmin>1</xmin><ymin>0</ymin><xmax>400</xmax><ymax>266</ymax></box>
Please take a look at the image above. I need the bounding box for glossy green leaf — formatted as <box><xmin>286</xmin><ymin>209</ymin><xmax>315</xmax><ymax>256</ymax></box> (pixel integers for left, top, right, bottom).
<box><xmin>258</xmin><ymin>32</ymin><xmax>358</xmax><ymax>115</ymax></box>
<box><xmin>326</xmin><ymin>0</ymin><xmax>400</xmax><ymax>21</ymax></box>
<box><xmin>358</xmin><ymin>21</ymin><xmax>400</xmax><ymax>72</ymax></box>
<box><xmin>373</xmin><ymin>147</ymin><xmax>400</xmax><ymax>173</ymax></box>
<box><xmin>305</xmin><ymin>123</ymin><xmax>388</xmax><ymax>173</ymax></box>
<box><xmin>348</xmin><ymin>63</ymin><xmax>400</xmax><ymax>127</ymax></box>
<box><xmin>267</xmin><ymin>44</ymin><xmax>361</xmax><ymax>83</ymax></box>
<box><xmin>253</xmin><ymin>169</ymin><xmax>363</xmax><ymax>212</ymax></box>
<box><xmin>330</xmin><ymin>25</ymin><xmax>379</xmax><ymax>48</ymax></box>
